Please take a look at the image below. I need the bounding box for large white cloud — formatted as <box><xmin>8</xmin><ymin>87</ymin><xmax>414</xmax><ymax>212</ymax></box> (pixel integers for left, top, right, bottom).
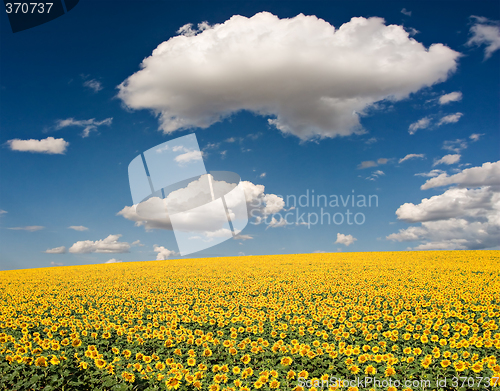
<box><xmin>117</xmin><ymin>12</ymin><xmax>459</xmax><ymax>140</ymax></box>
<box><xmin>117</xmin><ymin>178</ymin><xmax>285</xmax><ymax>231</ymax></box>
<box><xmin>7</xmin><ymin>137</ymin><xmax>68</xmax><ymax>154</ymax></box>
<box><xmin>395</xmin><ymin>187</ymin><xmax>499</xmax><ymax>223</ymax></box>
<box><xmin>69</xmin><ymin>234</ymin><xmax>130</xmax><ymax>254</ymax></box>
<box><xmin>421</xmin><ymin>161</ymin><xmax>500</xmax><ymax>190</ymax></box>
<box><xmin>387</xmin><ymin>162</ymin><xmax>500</xmax><ymax>250</ymax></box>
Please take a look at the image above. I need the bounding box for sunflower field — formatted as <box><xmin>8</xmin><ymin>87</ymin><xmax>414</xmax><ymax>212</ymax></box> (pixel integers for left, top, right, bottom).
<box><xmin>0</xmin><ymin>250</ymin><xmax>499</xmax><ymax>391</ymax></box>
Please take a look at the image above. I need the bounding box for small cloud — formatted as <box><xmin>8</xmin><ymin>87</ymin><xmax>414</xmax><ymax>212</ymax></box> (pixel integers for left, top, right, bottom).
<box><xmin>154</xmin><ymin>245</ymin><xmax>177</xmax><ymax>260</ymax></box>
<box><xmin>220</xmin><ymin>150</ymin><xmax>227</xmax><ymax>158</ymax></box>
<box><xmin>105</xmin><ymin>258</ymin><xmax>122</xmax><ymax>263</ymax></box>
<box><xmin>365</xmin><ymin>137</ymin><xmax>377</xmax><ymax>144</ymax></box>
<box><xmin>335</xmin><ymin>233</ymin><xmax>357</xmax><ymax>246</ymax></box>
<box><xmin>401</xmin><ymin>8</ymin><xmax>412</xmax><ymax>16</ymax></box>
<box><xmin>225</xmin><ymin>137</ymin><xmax>236</xmax><ymax>143</ymax></box>
<box><xmin>469</xmin><ymin>133</ymin><xmax>484</xmax><ymax>142</ymax></box>
<box><xmin>415</xmin><ymin>169</ymin><xmax>446</xmax><ymax>177</ymax></box>
<box><xmin>366</xmin><ymin>170</ymin><xmax>385</xmax><ymax>181</ymax></box>
<box><xmin>175</xmin><ymin>150</ymin><xmax>203</xmax><ymax>165</ymax></box>
<box><xmin>267</xmin><ymin>217</ymin><xmax>288</xmax><ymax>228</ymax></box>
<box><xmin>437</xmin><ymin>112</ymin><xmax>463</xmax><ymax>126</ymax></box>
<box><xmin>439</xmin><ymin>91</ymin><xmax>462</xmax><ymax>105</ymax></box>
<box><xmin>6</xmin><ymin>137</ymin><xmax>69</xmax><ymax>154</ymax></box>
<box><xmin>358</xmin><ymin>160</ymin><xmax>377</xmax><ymax>169</ymax></box>
<box><xmin>0</xmin><ymin>210</ymin><xmax>7</xmax><ymax>216</ymax></box>
<box><xmin>9</xmin><ymin>226</ymin><xmax>45</xmax><ymax>232</ymax></box>
<box><xmin>358</xmin><ymin>158</ymin><xmax>388</xmax><ymax>169</ymax></box>
<box><xmin>399</xmin><ymin>153</ymin><xmax>425</xmax><ymax>163</ymax></box>
<box><xmin>44</xmin><ymin>246</ymin><xmax>66</xmax><ymax>254</ymax></box>
<box><xmin>238</xmin><ymin>252</ymin><xmax>245</xmax><ymax>256</ymax></box>
<box><xmin>442</xmin><ymin>139</ymin><xmax>467</xmax><ymax>153</ymax></box>
<box><xmin>55</xmin><ymin>117</ymin><xmax>113</xmax><ymax>138</ymax></box>
<box><xmin>259</xmin><ymin>172</ymin><xmax>266</xmax><ymax>178</ymax></box>
<box><xmin>68</xmin><ymin>225</ymin><xmax>88</xmax><ymax>231</ymax></box>
<box><xmin>83</xmin><ymin>79</ymin><xmax>103</xmax><ymax>93</ymax></box>
<box><xmin>466</xmin><ymin>16</ymin><xmax>500</xmax><ymax>60</ymax></box>
<box><xmin>69</xmin><ymin>234</ymin><xmax>130</xmax><ymax>253</ymax></box>
<box><xmin>408</xmin><ymin>117</ymin><xmax>431</xmax><ymax>134</ymax></box>
<box><xmin>50</xmin><ymin>261</ymin><xmax>63</xmax><ymax>266</ymax></box>
<box><xmin>433</xmin><ymin>154</ymin><xmax>461</xmax><ymax>166</ymax></box>
<box><xmin>132</xmin><ymin>240</ymin><xmax>145</xmax><ymax>246</ymax></box>
<box><xmin>234</xmin><ymin>234</ymin><xmax>253</xmax><ymax>241</ymax></box>
<box><xmin>312</xmin><ymin>250</ymin><xmax>326</xmax><ymax>253</ymax></box>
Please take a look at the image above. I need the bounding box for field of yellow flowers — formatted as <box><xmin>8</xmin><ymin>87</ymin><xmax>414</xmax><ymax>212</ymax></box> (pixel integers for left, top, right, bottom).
<box><xmin>0</xmin><ymin>250</ymin><xmax>499</xmax><ymax>391</ymax></box>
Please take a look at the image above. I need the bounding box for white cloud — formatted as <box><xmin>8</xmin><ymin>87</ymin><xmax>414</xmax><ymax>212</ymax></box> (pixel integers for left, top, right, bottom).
<box><xmin>44</xmin><ymin>246</ymin><xmax>66</xmax><ymax>254</ymax></box>
<box><xmin>0</xmin><ymin>210</ymin><xmax>7</xmax><ymax>216</ymax></box>
<box><xmin>50</xmin><ymin>261</ymin><xmax>63</xmax><ymax>266</ymax></box>
<box><xmin>433</xmin><ymin>154</ymin><xmax>460</xmax><ymax>167</ymax></box>
<box><xmin>408</xmin><ymin>117</ymin><xmax>431</xmax><ymax>134</ymax></box>
<box><xmin>260</xmin><ymin>173</ymin><xmax>266</xmax><ymax>178</ymax></box>
<box><xmin>358</xmin><ymin>158</ymin><xmax>389</xmax><ymax>169</ymax></box>
<box><xmin>421</xmin><ymin>161</ymin><xmax>500</xmax><ymax>190</ymax></box>
<box><xmin>415</xmin><ymin>169</ymin><xmax>445</xmax><ymax>178</ymax></box>
<box><xmin>437</xmin><ymin>112</ymin><xmax>463</xmax><ymax>126</ymax></box>
<box><xmin>68</xmin><ymin>225</ymin><xmax>88</xmax><ymax>231</ymax></box>
<box><xmin>399</xmin><ymin>153</ymin><xmax>425</xmax><ymax>163</ymax></box>
<box><xmin>469</xmin><ymin>133</ymin><xmax>484</xmax><ymax>142</ymax></box>
<box><xmin>395</xmin><ymin>186</ymin><xmax>498</xmax><ymax>223</ymax></box>
<box><xmin>234</xmin><ymin>234</ymin><xmax>253</xmax><ymax>240</ymax></box>
<box><xmin>174</xmin><ymin>150</ymin><xmax>203</xmax><ymax>164</ymax></box>
<box><xmin>132</xmin><ymin>240</ymin><xmax>144</xmax><ymax>246</ymax></box>
<box><xmin>267</xmin><ymin>217</ymin><xmax>288</xmax><ymax>228</ymax></box>
<box><xmin>467</xmin><ymin>16</ymin><xmax>500</xmax><ymax>60</ymax></box>
<box><xmin>442</xmin><ymin>139</ymin><xmax>467</xmax><ymax>153</ymax></box>
<box><xmin>312</xmin><ymin>250</ymin><xmax>327</xmax><ymax>253</ymax></box>
<box><xmin>105</xmin><ymin>258</ymin><xmax>122</xmax><ymax>263</ymax></box>
<box><xmin>335</xmin><ymin>233</ymin><xmax>357</xmax><ymax>246</ymax></box>
<box><xmin>388</xmin><ymin>188</ymin><xmax>500</xmax><ymax>250</ymax></box>
<box><xmin>365</xmin><ymin>137</ymin><xmax>377</xmax><ymax>144</ymax></box>
<box><xmin>154</xmin><ymin>245</ymin><xmax>177</xmax><ymax>260</ymax></box>
<box><xmin>366</xmin><ymin>170</ymin><xmax>385</xmax><ymax>181</ymax></box>
<box><xmin>7</xmin><ymin>137</ymin><xmax>69</xmax><ymax>154</ymax></box>
<box><xmin>358</xmin><ymin>160</ymin><xmax>378</xmax><ymax>169</ymax></box>
<box><xmin>401</xmin><ymin>8</ymin><xmax>412</xmax><ymax>17</ymax></box>
<box><xmin>69</xmin><ymin>234</ymin><xmax>130</xmax><ymax>254</ymax></box>
<box><xmin>388</xmin><ymin>161</ymin><xmax>500</xmax><ymax>250</ymax></box>
<box><xmin>8</xmin><ymin>226</ymin><xmax>45</xmax><ymax>232</ymax></box>
<box><xmin>118</xmin><ymin>177</ymin><xmax>285</xmax><ymax>231</ymax></box>
<box><xmin>439</xmin><ymin>91</ymin><xmax>462</xmax><ymax>105</ymax></box>
<box><xmin>83</xmin><ymin>79</ymin><xmax>103</xmax><ymax>93</ymax></box>
<box><xmin>55</xmin><ymin>117</ymin><xmax>112</xmax><ymax>138</ymax></box>
<box><xmin>118</xmin><ymin>12</ymin><xmax>459</xmax><ymax>140</ymax></box>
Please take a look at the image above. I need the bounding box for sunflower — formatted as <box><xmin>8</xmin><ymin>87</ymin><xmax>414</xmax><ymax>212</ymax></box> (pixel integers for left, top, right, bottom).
<box><xmin>35</xmin><ymin>356</ymin><xmax>48</xmax><ymax>367</ymax></box>
<box><xmin>95</xmin><ymin>358</ymin><xmax>107</xmax><ymax>369</ymax></box>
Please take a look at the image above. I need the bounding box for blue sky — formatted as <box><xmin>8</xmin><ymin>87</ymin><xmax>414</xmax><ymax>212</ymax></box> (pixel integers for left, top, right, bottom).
<box><xmin>1</xmin><ymin>0</ymin><xmax>499</xmax><ymax>271</ymax></box>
